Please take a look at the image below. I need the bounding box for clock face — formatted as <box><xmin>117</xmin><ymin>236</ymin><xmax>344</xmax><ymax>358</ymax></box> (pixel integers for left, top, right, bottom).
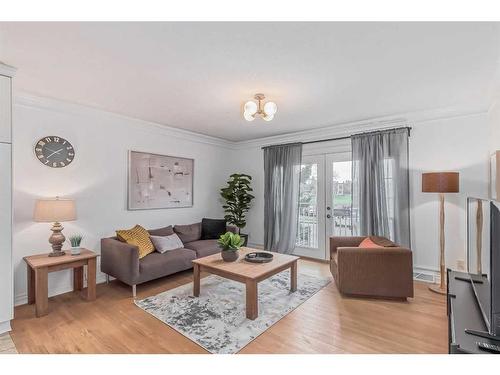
<box><xmin>34</xmin><ymin>136</ymin><xmax>75</xmax><ymax>168</ymax></box>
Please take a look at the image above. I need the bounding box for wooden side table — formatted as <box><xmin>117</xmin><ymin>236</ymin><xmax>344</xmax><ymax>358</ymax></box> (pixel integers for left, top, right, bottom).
<box><xmin>23</xmin><ymin>249</ymin><xmax>98</xmax><ymax>317</ymax></box>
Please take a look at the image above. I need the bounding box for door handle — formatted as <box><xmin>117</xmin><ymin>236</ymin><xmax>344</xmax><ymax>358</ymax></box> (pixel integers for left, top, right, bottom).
<box><xmin>326</xmin><ymin>206</ymin><xmax>331</xmax><ymax>210</ymax></box>
<box><xmin>326</xmin><ymin>214</ymin><xmax>331</xmax><ymax>219</ymax></box>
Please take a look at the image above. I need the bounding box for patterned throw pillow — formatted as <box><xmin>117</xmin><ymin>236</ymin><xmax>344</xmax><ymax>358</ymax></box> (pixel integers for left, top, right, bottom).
<box><xmin>116</xmin><ymin>224</ymin><xmax>155</xmax><ymax>259</ymax></box>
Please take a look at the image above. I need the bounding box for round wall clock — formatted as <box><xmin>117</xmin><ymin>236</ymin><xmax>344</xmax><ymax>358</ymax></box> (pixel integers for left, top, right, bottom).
<box><xmin>34</xmin><ymin>136</ymin><xmax>75</xmax><ymax>168</ymax></box>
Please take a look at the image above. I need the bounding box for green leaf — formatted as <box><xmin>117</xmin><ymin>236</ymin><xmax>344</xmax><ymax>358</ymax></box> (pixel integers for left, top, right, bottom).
<box><xmin>219</xmin><ymin>173</ymin><xmax>255</xmax><ymax>230</ymax></box>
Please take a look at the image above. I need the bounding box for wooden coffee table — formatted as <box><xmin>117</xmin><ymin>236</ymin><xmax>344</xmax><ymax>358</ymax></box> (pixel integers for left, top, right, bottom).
<box><xmin>192</xmin><ymin>247</ymin><xmax>299</xmax><ymax>320</ymax></box>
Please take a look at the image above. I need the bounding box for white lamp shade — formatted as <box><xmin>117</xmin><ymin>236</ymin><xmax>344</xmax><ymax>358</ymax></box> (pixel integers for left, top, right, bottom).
<box><xmin>244</xmin><ymin>111</ymin><xmax>256</xmax><ymax>121</ymax></box>
<box><xmin>244</xmin><ymin>101</ymin><xmax>258</xmax><ymax>115</ymax></box>
<box><xmin>264</xmin><ymin>101</ymin><xmax>277</xmax><ymax>116</ymax></box>
<box><xmin>34</xmin><ymin>198</ymin><xmax>77</xmax><ymax>222</ymax></box>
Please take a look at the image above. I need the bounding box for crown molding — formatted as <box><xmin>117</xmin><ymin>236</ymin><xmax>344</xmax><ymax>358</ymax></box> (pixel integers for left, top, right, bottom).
<box><xmin>14</xmin><ymin>92</ymin><xmax>236</xmax><ymax>150</ymax></box>
<box><xmin>0</xmin><ymin>62</ymin><xmax>17</xmax><ymax>78</ymax></box>
<box><xmin>233</xmin><ymin>105</ymin><xmax>489</xmax><ymax>149</ymax></box>
<box><xmin>13</xmin><ymin>91</ymin><xmax>489</xmax><ymax>151</ymax></box>
<box><xmin>234</xmin><ymin>118</ymin><xmax>410</xmax><ymax>149</ymax></box>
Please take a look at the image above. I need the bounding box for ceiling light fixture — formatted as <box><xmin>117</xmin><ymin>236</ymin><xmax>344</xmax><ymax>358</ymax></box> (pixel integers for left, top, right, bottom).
<box><xmin>243</xmin><ymin>94</ymin><xmax>277</xmax><ymax>122</ymax></box>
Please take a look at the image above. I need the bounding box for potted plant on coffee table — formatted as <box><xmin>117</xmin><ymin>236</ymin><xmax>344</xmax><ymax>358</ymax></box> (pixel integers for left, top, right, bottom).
<box><xmin>218</xmin><ymin>232</ymin><xmax>245</xmax><ymax>262</ymax></box>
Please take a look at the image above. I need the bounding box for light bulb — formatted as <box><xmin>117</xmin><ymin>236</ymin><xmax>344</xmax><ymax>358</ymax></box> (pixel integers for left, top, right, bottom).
<box><xmin>264</xmin><ymin>101</ymin><xmax>277</xmax><ymax>116</ymax></box>
<box><xmin>244</xmin><ymin>100</ymin><xmax>258</xmax><ymax>115</ymax></box>
<box><xmin>263</xmin><ymin>113</ymin><xmax>274</xmax><ymax>122</ymax></box>
<box><xmin>244</xmin><ymin>111</ymin><xmax>256</xmax><ymax>121</ymax></box>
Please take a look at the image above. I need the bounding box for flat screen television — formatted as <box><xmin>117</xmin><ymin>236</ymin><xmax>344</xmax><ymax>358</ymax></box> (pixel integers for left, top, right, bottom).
<box><xmin>466</xmin><ymin>198</ymin><xmax>500</xmax><ymax>340</ymax></box>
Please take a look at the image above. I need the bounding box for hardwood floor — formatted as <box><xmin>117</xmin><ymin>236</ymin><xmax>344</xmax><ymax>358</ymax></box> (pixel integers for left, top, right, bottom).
<box><xmin>10</xmin><ymin>259</ymin><xmax>448</xmax><ymax>354</ymax></box>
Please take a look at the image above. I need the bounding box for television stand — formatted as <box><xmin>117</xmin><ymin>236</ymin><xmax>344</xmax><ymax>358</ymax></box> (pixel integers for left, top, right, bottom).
<box><xmin>465</xmin><ymin>329</ymin><xmax>500</xmax><ymax>342</ymax></box>
<box><xmin>447</xmin><ymin>269</ymin><xmax>499</xmax><ymax>353</ymax></box>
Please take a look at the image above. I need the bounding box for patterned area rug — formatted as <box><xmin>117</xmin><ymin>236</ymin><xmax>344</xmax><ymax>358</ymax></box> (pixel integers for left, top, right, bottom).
<box><xmin>135</xmin><ymin>270</ymin><xmax>331</xmax><ymax>354</ymax></box>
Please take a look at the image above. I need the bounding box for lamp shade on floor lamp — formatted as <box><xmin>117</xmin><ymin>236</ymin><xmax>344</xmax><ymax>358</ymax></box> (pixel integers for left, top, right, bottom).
<box><xmin>422</xmin><ymin>172</ymin><xmax>459</xmax><ymax>294</ymax></box>
<box><xmin>422</xmin><ymin>172</ymin><xmax>459</xmax><ymax>193</ymax></box>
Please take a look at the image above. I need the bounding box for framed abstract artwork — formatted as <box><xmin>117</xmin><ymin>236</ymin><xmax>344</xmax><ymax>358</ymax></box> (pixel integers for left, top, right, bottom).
<box><xmin>128</xmin><ymin>150</ymin><xmax>194</xmax><ymax>210</ymax></box>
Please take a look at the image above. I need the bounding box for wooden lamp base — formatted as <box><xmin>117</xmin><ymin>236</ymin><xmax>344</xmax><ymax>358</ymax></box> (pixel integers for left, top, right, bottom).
<box><xmin>48</xmin><ymin>221</ymin><xmax>66</xmax><ymax>257</ymax></box>
<box><xmin>428</xmin><ymin>284</ymin><xmax>447</xmax><ymax>295</ymax></box>
<box><xmin>429</xmin><ymin>193</ymin><xmax>447</xmax><ymax>296</ymax></box>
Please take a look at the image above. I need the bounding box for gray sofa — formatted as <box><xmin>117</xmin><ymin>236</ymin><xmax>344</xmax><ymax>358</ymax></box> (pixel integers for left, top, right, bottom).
<box><xmin>101</xmin><ymin>222</ymin><xmax>236</xmax><ymax>297</ymax></box>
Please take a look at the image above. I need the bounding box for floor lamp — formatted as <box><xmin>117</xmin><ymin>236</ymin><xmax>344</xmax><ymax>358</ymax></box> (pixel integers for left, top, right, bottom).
<box><xmin>422</xmin><ymin>172</ymin><xmax>459</xmax><ymax>295</ymax></box>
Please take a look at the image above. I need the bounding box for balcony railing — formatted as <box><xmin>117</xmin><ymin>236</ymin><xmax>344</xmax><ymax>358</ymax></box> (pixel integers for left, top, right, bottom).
<box><xmin>296</xmin><ymin>204</ymin><xmax>356</xmax><ymax>248</ymax></box>
<box><xmin>296</xmin><ymin>210</ymin><xmax>319</xmax><ymax>248</ymax></box>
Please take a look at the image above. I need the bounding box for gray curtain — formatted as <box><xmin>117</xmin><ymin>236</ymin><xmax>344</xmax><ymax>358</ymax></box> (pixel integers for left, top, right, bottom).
<box><xmin>263</xmin><ymin>143</ymin><xmax>303</xmax><ymax>253</ymax></box>
<box><xmin>351</xmin><ymin>128</ymin><xmax>410</xmax><ymax>247</ymax></box>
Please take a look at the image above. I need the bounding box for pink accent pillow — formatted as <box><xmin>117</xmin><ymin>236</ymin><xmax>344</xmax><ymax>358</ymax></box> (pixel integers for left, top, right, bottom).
<box><xmin>358</xmin><ymin>237</ymin><xmax>385</xmax><ymax>248</ymax></box>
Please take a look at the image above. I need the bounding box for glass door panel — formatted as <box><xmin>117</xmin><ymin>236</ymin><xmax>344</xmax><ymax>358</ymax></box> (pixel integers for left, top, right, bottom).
<box><xmin>294</xmin><ymin>155</ymin><xmax>325</xmax><ymax>259</ymax></box>
<box><xmin>326</xmin><ymin>153</ymin><xmax>354</xmax><ymax>239</ymax></box>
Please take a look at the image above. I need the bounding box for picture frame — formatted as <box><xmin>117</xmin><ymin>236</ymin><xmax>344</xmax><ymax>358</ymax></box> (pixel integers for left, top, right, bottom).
<box><xmin>128</xmin><ymin>150</ymin><xmax>194</xmax><ymax>210</ymax></box>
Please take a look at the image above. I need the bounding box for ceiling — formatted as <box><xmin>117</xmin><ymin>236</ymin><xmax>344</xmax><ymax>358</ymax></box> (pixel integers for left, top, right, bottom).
<box><xmin>1</xmin><ymin>22</ymin><xmax>499</xmax><ymax>142</ymax></box>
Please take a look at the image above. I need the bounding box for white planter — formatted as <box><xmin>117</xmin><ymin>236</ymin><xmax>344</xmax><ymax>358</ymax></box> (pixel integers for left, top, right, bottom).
<box><xmin>71</xmin><ymin>246</ymin><xmax>81</xmax><ymax>255</ymax></box>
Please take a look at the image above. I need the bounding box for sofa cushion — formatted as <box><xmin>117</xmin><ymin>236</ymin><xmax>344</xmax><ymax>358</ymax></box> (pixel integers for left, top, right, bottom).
<box><xmin>184</xmin><ymin>239</ymin><xmax>221</xmax><ymax>258</ymax></box>
<box><xmin>116</xmin><ymin>224</ymin><xmax>155</xmax><ymax>259</ymax></box>
<box><xmin>201</xmin><ymin>218</ymin><xmax>227</xmax><ymax>240</ymax></box>
<box><xmin>174</xmin><ymin>222</ymin><xmax>202</xmax><ymax>244</ymax></box>
<box><xmin>150</xmin><ymin>233</ymin><xmax>184</xmax><ymax>253</ymax></box>
<box><xmin>148</xmin><ymin>225</ymin><xmax>174</xmax><ymax>237</ymax></box>
<box><xmin>138</xmin><ymin>248</ymin><xmax>196</xmax><ymax>283</ymax></box>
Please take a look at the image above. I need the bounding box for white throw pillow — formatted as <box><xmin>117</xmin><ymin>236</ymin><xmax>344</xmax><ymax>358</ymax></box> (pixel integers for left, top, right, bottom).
<box><xmin>150</xmin><ymin>234</ymin><xmax>184</xmax><ymax>253</ymax></box>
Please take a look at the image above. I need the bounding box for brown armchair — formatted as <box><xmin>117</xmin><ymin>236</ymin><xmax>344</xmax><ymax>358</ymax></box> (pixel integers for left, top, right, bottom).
<box><xmin>330</xmin><ymin>236</ymin><xmax>414</xmax><ymax>300</ymax></box>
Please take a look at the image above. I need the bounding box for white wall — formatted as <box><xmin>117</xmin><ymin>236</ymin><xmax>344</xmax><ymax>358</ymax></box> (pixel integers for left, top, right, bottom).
<box><xmin>489</xmin><ymin>100</ymin><xmax>500</xmax><ymax>152</ymax></box>
<box><xmin>13</xmin><ymin>95</ymin><xmax>235</xmax><ymax>305</ymax></box>
<box><xmin>410</xmin><ymin>114</ymin><xmax>490</xmax><ymax>271</ymax></box>
<box><xmin>232</xmin><ymin>114</ymin><xmax>491</xmax><ymax>273</ymax></box>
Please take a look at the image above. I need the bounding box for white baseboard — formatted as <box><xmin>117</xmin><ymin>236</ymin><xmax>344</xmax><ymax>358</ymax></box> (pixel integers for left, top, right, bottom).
<box><xmin>0</xmin><ymin>320</ymin><xmax>11</xmax><ymax>334</ymax></box>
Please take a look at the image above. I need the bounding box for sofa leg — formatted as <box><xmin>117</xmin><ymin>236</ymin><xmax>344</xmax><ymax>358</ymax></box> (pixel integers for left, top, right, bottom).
<box><xmin>132</xmin><ymin>284</ymin><xmax>136</xmax><ymax>298</ymax></box>
<box><xmin>105</xmin><ymin>274</ymin><xmax>110</xmax><ymax>284</ymax></box>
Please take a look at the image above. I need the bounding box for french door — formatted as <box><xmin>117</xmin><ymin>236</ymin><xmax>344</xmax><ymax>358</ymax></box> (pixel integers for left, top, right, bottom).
<box><xmin>294</xmin><ymin>152</ymin><xmax>353</xmax><ymax>260</ymax></box>
<box><xmin>294</xmin><ymin>155</ymin><xmax>326</xmax><ymax>259</ymax></box>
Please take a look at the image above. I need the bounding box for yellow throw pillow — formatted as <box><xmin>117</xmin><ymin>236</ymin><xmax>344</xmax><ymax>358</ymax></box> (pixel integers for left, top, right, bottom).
<box><xmin>116</xmin><ymin>224</ymin><xmax>154</xmax><ymax>259</ymax></box>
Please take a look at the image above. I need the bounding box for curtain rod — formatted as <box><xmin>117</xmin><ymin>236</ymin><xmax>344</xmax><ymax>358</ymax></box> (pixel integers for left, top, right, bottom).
<box><xmin>261</xmin><ymin>126</ymin><xmax>411</xmax><ymax>149</ymax></box>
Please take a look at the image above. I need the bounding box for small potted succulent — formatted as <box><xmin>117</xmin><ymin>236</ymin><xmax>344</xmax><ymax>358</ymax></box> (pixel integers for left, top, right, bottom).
<box><xmin>218</xmin><ymin>231</ymin><xmax>244</xmax><ymax>262</ymax></box>
<box><xmin>69</xmin><ymin>234</ymin><xmax>83</xmax><ymax>255</ymax></box>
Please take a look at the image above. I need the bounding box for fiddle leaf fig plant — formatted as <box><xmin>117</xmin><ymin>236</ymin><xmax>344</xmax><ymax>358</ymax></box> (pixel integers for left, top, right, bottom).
<box><xmin>220</xmin><ymin>173</ymin><xmax>254</xmax><ymax>232</ymax></box>
<box><xmin>217</xmin><ymin>232</ymin><xmax>245</xmax><ymax>252</ymax></box>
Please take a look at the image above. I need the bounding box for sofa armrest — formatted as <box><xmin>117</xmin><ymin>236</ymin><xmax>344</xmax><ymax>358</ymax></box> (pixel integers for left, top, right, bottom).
<box><xmin>336</xmin><ymin>246</ymin><xmax>414</xmax><ymax>298</ymax></box>
<box><xmin>100</xmin><ymin>237</ymin><xmax>140</xmax><ymax>285</ymax></box>
<box><xmin>330</xmin><ymin>236</ymin><xmax>365</xmax><ymax>259</ymax></box>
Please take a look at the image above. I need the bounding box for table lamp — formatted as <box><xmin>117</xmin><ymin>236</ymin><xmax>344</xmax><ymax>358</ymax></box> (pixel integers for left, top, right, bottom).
<box><xmin>34</xmin><ymin>197</ymin><xmax>76</xmax><ymax>257</ymax></box>
<box><xmin>422</xmin><ymin>172</ymin><xmax>459</xmax><ymax>294</ymax></box>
